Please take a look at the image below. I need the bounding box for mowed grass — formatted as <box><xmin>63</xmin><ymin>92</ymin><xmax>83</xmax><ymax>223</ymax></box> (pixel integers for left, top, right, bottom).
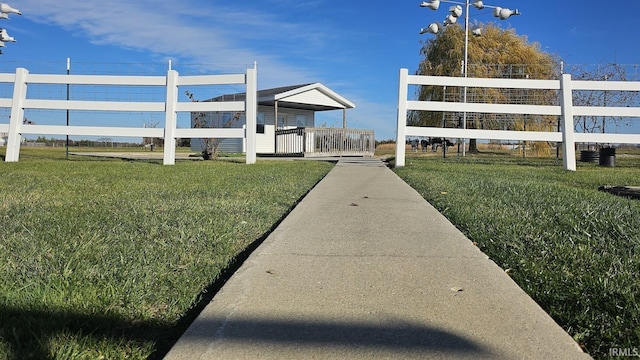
<box><xmin>393</xmin><ymin>154</ymin><xmax>640</xmax><ymax>359</ymax></box>
<box><xmin>0</xmin><ymin>148</ymin><xmax>333</xmax><ymax>359</ymax></box>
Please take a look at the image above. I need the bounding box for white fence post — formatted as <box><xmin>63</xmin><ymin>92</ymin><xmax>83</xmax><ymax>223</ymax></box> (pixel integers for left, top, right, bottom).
<box><xmin>163</xmin><ymin>69</ymin><xmax>179</xmax><ymax>165</ymax></box>
<box><xmin>395</xmin><ymin>68</ymin><xmax>409</xmax><ymax>168</ymax></box>
<box><xmin>5</xmin><ymin>67</ymin><xmax>28</xmax><ymax>162</ymax></box>
<box><xmin>560</xmin><ymin>73</ymin><xmax>576</xmax><ymax>171</ymax></box>
<box><xmin>245</xmin><ymin>67</ymin><xmax>257</xmax><ymax>164</ymax></box>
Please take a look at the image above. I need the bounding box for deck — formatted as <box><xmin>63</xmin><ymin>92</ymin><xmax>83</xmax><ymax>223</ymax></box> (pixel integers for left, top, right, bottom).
<box><xmin>274</xmin><ymin>127</ymin><xmax>375</xmax><ymax>157</ymax></box>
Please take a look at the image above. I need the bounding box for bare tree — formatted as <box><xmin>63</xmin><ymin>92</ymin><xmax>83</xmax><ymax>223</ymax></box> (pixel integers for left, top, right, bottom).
<box><xmin>185</xmin><ymin>90</ymin><xmax>241</xmax><ymax>160</ymax></box>
<box><xmin>567</xmin><ymin>63</ymin><xmax>639</xmax><ymax>149</ymax></box>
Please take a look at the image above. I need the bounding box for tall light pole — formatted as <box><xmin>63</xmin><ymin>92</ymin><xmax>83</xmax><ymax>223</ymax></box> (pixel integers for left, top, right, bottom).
<box><xmin>419</xmin><ymin>0</ymin><xmax>520</xmax><ymax>156</ymax></box>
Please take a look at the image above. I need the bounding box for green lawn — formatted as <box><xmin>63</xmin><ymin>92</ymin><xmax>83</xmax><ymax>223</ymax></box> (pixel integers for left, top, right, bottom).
<box><xmin>393</xmin><ymin>154</ymin><xmax>640</xmax><ymax>359</ymax></box>
<box><xmin>0</xmin><ymin>148</ymin><xmax>333</xmax><ymax>359</ymax></box>
<box><xmin>3</xmin><ymin>146</ymin><xmax>640</xmax><ymax>359</ymax></box>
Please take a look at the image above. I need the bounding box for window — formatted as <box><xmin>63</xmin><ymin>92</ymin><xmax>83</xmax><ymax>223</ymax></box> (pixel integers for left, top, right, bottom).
<box><xmin>278</xmin><ymin>115</ymin><xmax>286</xmax><ymax>129</ymax></box>
<box><xmin>296</xmin><ymin>115</ymin><xmax>308</xmax><ymax>128</ymax></box>
<box><xmin>222</xmin><ymin>112</ymin><xmax>243</xmax><ymax>127</ymax></box>
<box><xmin>257</xmin><ymin>112</ymin><xmax>265</xmax><ymax>134</ymax></box>
<box><xmin>222</xmin><ymin>112</ymin><xmax>234</xmax><ymax>127</ymax></box>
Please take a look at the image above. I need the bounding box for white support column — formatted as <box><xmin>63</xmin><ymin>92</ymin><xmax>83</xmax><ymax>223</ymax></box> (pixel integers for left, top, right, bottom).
<box><xmin>274</xmin><ymin>100</ymin><xmax>279</xmax><ymax>153</ymax></box>
<box><xmin>560</xmin><ymin>73</ymin><xmax>576</xmax><ymax>171</ymax></box>
<box><xmin>163</xmin><ymin>69</ymin><xmax>179</xmax><ymax>165</ymax></box>
<box><xmin>245</xmin><ymin>67</ymin><xmax>257</xmax><ymax>164</ymax></box>
<box><xmin>5</xmin><ymin>67</ymin><xmax>28</xmax><ymax>162</ymax></box>
<box><xmin>342</xmin><ymin>108</ymin><xmax>346</xmax><ymax>129</ymax></box>
<box><xmin>395</xmin><ymin>68</ymin><xmax>409</xmax><ymax>168</ymax></box>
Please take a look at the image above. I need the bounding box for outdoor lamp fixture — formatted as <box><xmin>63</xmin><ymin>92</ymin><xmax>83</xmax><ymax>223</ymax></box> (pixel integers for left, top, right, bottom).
<box><xmin>419</xmin><ymin>0</ymin><xmax>519</xmax><ymax>35</ymax></box>
<box><xmin>0</xmin><ymin>2</ymin><xmax>20</xmax><ymax>19</ymax></box>
<box><xmin>0</xmin><ymin>28</ymin><xmax>15</xmax><ymax>42</ymax></box>
<box><xmin>0</xmin><ymin>2</ymin><xmax>20</xmax><ymax>54</ymax></box>
<box><xmin>419</xmin><ymin>22</ymin><xmax>441</xmax><ymax>35</ymax></box>
<box><xmin>0</xmin><ymin>26</ymin><xmax>15</xmax><ymax>55</ymax></box>
<box><xmin>419</xmin><ymin>0</ymin><xmax>520</xmax><ymax>156</ymax></box>
<box><xmin>494</xmin><ymin>7</ymin><xmax>520</xmax><ymax>20</ymax></box>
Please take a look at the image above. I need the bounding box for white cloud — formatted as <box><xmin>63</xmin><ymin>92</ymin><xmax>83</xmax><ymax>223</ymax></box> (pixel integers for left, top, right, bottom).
<box><xmin>16</xmin><ymin>0</ymin><xmax>333</xmax><ymax>86</ymax></box>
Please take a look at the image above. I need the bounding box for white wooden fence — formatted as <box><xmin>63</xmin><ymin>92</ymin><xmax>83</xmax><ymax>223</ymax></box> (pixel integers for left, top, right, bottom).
<box><xmin>0</xmin><ymin>67</ymin><xmax>257</xmax><ymax>165</ymax></box>
<box><xmin>396</xmin><ymin>68</ymin><xmax>640</xmax><ymax>170</ymax></box>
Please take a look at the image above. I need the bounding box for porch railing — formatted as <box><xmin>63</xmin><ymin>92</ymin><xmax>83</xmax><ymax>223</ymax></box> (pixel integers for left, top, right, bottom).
<box><xmin>275</xmin><ymin>127</ymin><xmax>375</xmax><ymax>157</ymax></box>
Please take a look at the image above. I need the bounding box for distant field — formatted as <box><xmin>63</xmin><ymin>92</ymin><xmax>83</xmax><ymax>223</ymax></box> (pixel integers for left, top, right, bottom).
<box><xmin>393</xmin><ymin>155</ymin><xmax>640</xmax><ymax>359</ymax></box>
<box><xmin>0</xmin><ymin>147</ymin><xmax>333</xmax><ymax>359</ymax></box>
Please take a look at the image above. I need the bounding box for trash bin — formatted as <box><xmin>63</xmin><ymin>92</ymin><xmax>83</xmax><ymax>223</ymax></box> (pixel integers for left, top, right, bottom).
<box><xmin>599</xmin><ymin>147</ymin><xmax>615</xmax><ymax>167</ymax></box>
<box><xmin>150</xmin><ymin>144</ymin><xmax>155</xmax><ymax>151</ymax></box>
<box><xmin>580</xmin><ymin>150</ymin><xmax>598</xmax><ymax>163</ymax></box>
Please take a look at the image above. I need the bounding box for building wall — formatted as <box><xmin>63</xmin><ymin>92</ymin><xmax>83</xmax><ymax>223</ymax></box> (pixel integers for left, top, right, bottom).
<box><xmin>257</xmin><ymin>105</ymin><xmax>315</xmax><ymax>154</ymax></box>
<box><xmin>190</xmin><ymin>106</ymin><xmax>315</xmax><ymax>154</ymax></box>
<box><xmin>190</xmin><ymin>111</ymin><xmax>245</xmax><ymax>154</ymax></box>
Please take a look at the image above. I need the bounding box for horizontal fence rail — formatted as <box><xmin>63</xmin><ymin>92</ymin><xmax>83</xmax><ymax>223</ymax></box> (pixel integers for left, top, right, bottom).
<box><xmin>396</xmin><ymin>68</ymin><xmax>640</xmax><ymax>170</ymax></box>
<box><xmin>1</xmin><ymin>67</ymin><xmax>257</xmax><ymax>165</ymax></box>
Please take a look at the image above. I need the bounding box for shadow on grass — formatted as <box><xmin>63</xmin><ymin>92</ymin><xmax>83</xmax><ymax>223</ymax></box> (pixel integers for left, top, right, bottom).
<box><xmin>0</xmin><ymin>305</ymin><xmax>171</xmax><ymax>360</ymax></box>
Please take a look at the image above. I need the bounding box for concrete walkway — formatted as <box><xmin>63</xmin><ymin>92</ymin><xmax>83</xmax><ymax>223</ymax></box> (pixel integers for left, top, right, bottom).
<box><xmin>164</xmin><ymin>158</ymin><xmax>592</xmax><ymax>359</ymax></box>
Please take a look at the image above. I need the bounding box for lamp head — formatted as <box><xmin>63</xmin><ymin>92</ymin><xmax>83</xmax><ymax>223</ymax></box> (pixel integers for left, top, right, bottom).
<box><xmin>449</xmin><ymin>5</ymin><xmax>462</xmax><ymax>17</ymax></box>
<box><xmin>419</xmin><ymin>0</ymin><xmax>440</xmax><ymax>10</ymax></box>
<box><xmin>444</xmin><ymin>14</ymin><xmax>458</xmax><ymax>26</ymax></box>
<box><xmin>472</xmin><ymin>0</ymin><xmax>484</xmax><ymax>10</ymax></box>
<box><xmin>0</xmin><ymin>3</ymin><xmax>21</xmax><ymax>16</ymax></box>
<box><xmin>0</xmin><ymin>28</ymin><xmax>15</xmax><ymax>42</ymax></box>
<box><xmin>493</xmin><ymin>7</ymin><xmax>520</xmax><ymax>20</ymax></box>
<box><xmin>420</xmin><ymin>22</ymin><xmax>440</xmax><ymax>35</ymax></box>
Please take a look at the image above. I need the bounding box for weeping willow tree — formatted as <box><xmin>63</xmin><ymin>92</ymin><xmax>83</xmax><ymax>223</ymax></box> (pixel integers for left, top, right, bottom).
<box><xmin>412</xmin><ymin>23</ymin><xmax>560</xmax><ymax>153</ymax></box>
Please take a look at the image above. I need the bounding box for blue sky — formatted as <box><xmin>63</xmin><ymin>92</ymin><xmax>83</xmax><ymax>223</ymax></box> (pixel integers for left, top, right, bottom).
<box><xmin>1</xmin><ymin>0</ymin><xmax>639</xmax><ymax>141</ymax></box>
